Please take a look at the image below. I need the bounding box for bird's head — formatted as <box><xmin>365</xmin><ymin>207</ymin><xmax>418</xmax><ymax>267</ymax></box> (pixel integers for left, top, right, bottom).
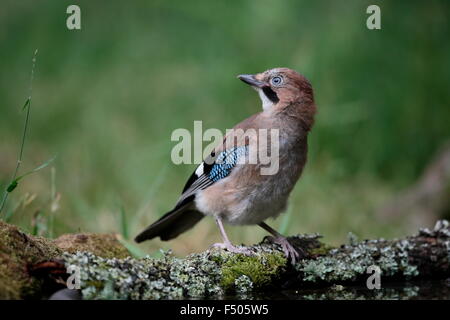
<box><xmin>238</xmin><ymin>68</ymin><xmax>314</xmax><ymax>111</ymax></box>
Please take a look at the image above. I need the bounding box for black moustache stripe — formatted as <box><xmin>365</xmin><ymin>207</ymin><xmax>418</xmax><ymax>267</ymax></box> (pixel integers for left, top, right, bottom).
<box><xmin>262</xmin><ymin>86</ymin><xmax>279</xmax><ymax>104</ymax></box>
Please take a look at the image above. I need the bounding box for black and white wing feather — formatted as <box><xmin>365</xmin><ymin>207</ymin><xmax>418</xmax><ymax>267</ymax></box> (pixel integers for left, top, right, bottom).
<box><xmin>134</xmin><ymin>145</ymin><xmax>248</xmax><ymax>242</ymax></box>
<box><xmin>176</xmin><ymin>145</ymin><xmax>249</xmax><ymax>206</ymax></box>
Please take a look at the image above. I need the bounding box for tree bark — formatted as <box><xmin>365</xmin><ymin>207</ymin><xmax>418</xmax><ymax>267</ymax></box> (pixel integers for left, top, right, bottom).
<box><xmin>1</xmin><ymin>219</ymin><xmax>449</xmax><ymax>299</ymax></box>
<box><xmin>59</xmin><ymin>220</ymin><xmax>450</xmax><ymax>299</ymax></box>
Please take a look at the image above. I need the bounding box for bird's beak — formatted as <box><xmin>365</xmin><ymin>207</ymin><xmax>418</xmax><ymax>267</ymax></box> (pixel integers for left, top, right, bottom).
<box><xmin>237</xmin><ymin>74</ymin><xmax>265</xmax><ymax>88</ymax></box>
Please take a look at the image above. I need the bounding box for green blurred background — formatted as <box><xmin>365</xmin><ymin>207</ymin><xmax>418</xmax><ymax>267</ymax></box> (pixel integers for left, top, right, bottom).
<box><xmin>1</xmin><ymin>0</ymin><xmax>449</xmax><ymax>256</ymax></box>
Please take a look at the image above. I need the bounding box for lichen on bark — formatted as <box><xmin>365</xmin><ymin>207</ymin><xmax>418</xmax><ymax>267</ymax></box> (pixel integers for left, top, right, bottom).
<box><xmin>1</xmin><ymin>220</ymin><xmax>449</xmax><ymax>299</ymax></box>
<box><xmin>63</xmin><ymin>240</ymin><xmax>290</xmax><ymax>300</ymax></box>
<box><xmin>61</xmin><ymin>221</ymin><xmax>450</xmax><ymax>300</ymax></box>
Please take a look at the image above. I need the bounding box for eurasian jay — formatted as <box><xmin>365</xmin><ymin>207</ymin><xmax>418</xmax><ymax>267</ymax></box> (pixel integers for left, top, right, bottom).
<box><xmin>135</xmin><ymin>68</ymin><xmax>316</xmax><ymax>263</ymax></box>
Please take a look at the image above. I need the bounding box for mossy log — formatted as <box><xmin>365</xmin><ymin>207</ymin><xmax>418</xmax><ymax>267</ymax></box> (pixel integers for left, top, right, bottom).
<box><xmin>1</xmin><ymin>220</ymin><xmax>449</xmax><ymax>299</ymax></box>
<box><xmin>0</xmin><ymin>221</ymin><xmax>129</xmax><ymax>299</ymax></box>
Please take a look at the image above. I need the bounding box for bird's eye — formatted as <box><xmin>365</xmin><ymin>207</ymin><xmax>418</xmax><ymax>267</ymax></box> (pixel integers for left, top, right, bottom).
<box><xmin>270</xmin><ymin>76</ymin><xmax>283</xmax><ymax>86</ymax></box>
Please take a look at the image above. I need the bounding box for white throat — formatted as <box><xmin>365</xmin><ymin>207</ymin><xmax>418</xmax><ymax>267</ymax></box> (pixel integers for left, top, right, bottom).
<box><xmin>257</xmin><ymin>88</ymin><xmax>274</xmax><ymax>110</ymax></box>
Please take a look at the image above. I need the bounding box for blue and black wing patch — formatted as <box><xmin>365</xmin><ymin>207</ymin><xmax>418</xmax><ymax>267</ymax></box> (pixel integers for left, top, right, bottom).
<box><xmin>176</xmin><ymin>146</ymin><xmax>248</xmax><ymax>206</ymax></box>
<box><xmin>208</xmin><ymin>146</ymin><xmax>248</xmax><ymax>182</ymax></box>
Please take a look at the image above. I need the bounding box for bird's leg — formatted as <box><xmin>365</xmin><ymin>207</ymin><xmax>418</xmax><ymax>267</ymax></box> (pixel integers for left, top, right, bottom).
<box><xmin>259</xmin><ymin>222</ymin><xmax>301</xmax><ymax>264</ymax></box>
<box><xmin>211</xmin><ymin>218</ymin><xmax>252</xmax><ymax>256</ymax></box>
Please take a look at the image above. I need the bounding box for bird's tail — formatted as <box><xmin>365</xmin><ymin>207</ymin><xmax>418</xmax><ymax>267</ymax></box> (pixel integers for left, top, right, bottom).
<box><xmin>134</xmin><ymin>204</ymin><xmax>204</xmax><ymax>243</ymax></box>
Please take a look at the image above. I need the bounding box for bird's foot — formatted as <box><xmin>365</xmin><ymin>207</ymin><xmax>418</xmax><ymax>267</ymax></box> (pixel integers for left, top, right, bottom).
<box><xmin>210</xmin><ymin>242</ymin><xmax>253</xmax><ymax>256</ymax></box>
<box><xmin>266</xmin><ymin>235</ymin><xmax>302</xmax><ymax>265</ymax></box>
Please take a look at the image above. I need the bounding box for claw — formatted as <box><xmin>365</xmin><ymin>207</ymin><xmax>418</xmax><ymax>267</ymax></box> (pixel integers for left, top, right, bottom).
<box><xmin>267</xmin><ymin>236</ymin><xmax>302</xmax><ymax>264</ymax></box>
